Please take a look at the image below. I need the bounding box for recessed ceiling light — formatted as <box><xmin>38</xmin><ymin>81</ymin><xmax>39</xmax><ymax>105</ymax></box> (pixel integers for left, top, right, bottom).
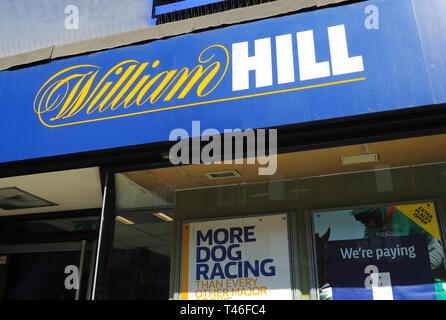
<box><xmin>153</xmin><ymin>212</ymin><xmax>173</xmax><ymax>221</ymax></box>
<box><xmin>203</xmin><ymin>170</ymin><xmax>241</xmax><ymax>179</ymax></box>
<box><xmin>341</xmin><ymin>153</ymin><xmax>379</xmax><ymax>165</ymax></box>
<box><xmin>0</xmin><ymin>187</ymin><xmax>56</xmax><ymax>210</ymax></box>
<box><xmin>115</xmin><ymin>216</ymin><xmax>135</xmax><ymax>225</ymax></box>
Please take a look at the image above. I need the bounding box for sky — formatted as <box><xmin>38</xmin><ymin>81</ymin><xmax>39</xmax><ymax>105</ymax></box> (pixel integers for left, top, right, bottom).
<box><xmin>313</xmin><ymin>209</ymin><xmax>366</xmax><ymax>241</ymax></box>
<box><xmin>0</xmin><ymin>0</ymin><xmax>152</xmax><ymax>58</ymax></box>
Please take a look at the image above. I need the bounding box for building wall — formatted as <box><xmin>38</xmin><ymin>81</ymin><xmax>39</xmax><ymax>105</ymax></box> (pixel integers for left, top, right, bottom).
<box><xmin>0</xmin><ymin>0</ymin><xmax>352</xmax><ymax>70</ymax></box>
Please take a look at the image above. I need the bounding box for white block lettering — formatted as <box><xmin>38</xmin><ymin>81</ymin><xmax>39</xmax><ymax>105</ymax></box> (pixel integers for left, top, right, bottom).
<box><xmin>275</xmin><ymin>34</ymin><xmax>295</xmax><ymax>84</ymax></box>
<box><xmin>328</xmin><ymin>24</ymin><xmax>364</xmax><ymax>76</ymax></box>
<box><xmin>232</xmin><ymin>38</ymin><xmax>273</xmax><ymax>91</ymax></box>
<box><xmin>296</xmin><ymin>30</ymin><xmax>331</xmax><ymax>81</ymax></box>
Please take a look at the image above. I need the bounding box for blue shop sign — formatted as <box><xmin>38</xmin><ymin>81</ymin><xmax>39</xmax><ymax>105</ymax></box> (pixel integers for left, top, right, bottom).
<box><xmin>0</xmin><ymin>0</ymin><xmax>445</xmax><ymax>163</ymax></box>
<box><xmin>154</xmin><ymin>0</ymin><xmax>226</xmax><ymax>15</ymax></box>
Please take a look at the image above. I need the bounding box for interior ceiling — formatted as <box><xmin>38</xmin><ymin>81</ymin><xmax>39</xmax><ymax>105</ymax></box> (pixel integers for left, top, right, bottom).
<box><xmin>0</xmin><ymin>167</ymin><xmax>103</xmax><ymax>217</ymax></box>
<box><xmin>1</xmin><ymin>134</ymin><xmax>445</xmax><ymax>218</ymax></box>
<box><xmin>125</xmin><ymin>133</ymin><xmax>446</xmax><ymax>192</ymax></box>
<box><xmin>114</xmin><ymin>221</ymin><xmax>173</xmax><ymax>257</ymax></box>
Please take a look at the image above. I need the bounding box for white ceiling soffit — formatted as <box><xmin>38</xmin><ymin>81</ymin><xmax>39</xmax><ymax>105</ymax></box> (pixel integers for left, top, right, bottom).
<box><xmin>0</xmin><ymin>167</ymin><xmax>102</xmax><ymax>217</ymax></box>
<box><xmin>115</xmin><ymin>173</ymin><xmax>171</xmax><ymax>210</ymax></box>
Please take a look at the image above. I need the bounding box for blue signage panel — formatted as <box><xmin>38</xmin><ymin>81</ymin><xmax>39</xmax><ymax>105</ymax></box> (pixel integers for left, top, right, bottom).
<box><xmin>154</xmin><ymin>0</ymin><xmax>226</xmax><ymax>15</ymax></box>
<box><xmin>328</xmin><ymin>235</ymin><xmax>437</xmax><ymax>300</ymax></box>
<box><xmin>0</xmin><ymin>0</ymin><xmax>445</xmax><ymax>163</ymax></box>
<box><xmin>411</xmin><ymin>0</ymin><xmax>446</xmax><ymax>104</ymax></box>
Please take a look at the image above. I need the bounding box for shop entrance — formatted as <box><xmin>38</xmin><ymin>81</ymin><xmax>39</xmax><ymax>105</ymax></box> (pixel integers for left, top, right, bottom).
<box><xmin>0</xmin><ymin>240</ymin><xmax>97</xmax><ymax>300</ymax></box>
<box><xmin>0</xmin><ymin>167</ymin><xmax>104</xmax><ymax>300</ymax></box>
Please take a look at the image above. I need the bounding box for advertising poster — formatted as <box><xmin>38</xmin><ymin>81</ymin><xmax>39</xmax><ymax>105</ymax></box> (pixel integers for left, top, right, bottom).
<box><xmin>181</xmin><ymin>214</ymin><xmax>293</xmax><ymax>300</ymax></box>
<box><xmin>313</xmin><ymin>202</ymin><xmax>446</xmax><ymax>300</ymax></box>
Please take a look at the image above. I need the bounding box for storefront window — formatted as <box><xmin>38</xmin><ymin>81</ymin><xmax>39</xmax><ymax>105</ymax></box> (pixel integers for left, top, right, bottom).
<box><xmin>95</xmin><ymin>133</ymin><xmax>446</xmax><ymax>300</ymax></box>
<box><xmin>94</xmin><ymin>173</ymin><xmax>175</xmax><ymax>299</ymax></box>
<box><xmin>0</xmin><ymin>167</ymin><xmax>103</xmax><ymax>300</ymax></box>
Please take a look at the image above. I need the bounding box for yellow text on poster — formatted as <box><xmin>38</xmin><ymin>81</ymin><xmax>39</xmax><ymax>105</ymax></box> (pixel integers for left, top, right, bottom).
<box><xmin>395</xmin><ymin>202</ymin><xmax>440</xmax><ymax>241</ymax></box>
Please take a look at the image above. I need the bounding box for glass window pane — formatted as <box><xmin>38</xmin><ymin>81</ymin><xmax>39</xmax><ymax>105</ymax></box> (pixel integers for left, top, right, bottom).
<box><xmin>100</xmin><ymin>173</ymin><xmax>174</xmax><ymax>300</ymax></box>
<box><xmin>98</xmin><ymin>133</ymin><xmax>446</xmax><ymax>300</ymax></box>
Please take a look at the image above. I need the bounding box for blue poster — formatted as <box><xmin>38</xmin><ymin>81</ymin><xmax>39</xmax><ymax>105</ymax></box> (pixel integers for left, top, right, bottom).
<box><xmin>328</xmin><ymin>235</ymin><xmax>436</xmax><ymax>300</ymax></box>
<box><xmin>313</xmin><ymin>203</ymin><xmax>446</xmax><ymax>300</ymax></box>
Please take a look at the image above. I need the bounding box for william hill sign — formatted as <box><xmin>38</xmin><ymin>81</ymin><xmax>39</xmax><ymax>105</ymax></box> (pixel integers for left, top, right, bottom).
<box><xmin>35</xmin><ymin>24</ymin><xmax>364</xmax><ymax>127</ymax></box>
<box><xmin>0</xmin><ymin>0</ymin><xmax>444</xmax><ymax>162</ymax></box>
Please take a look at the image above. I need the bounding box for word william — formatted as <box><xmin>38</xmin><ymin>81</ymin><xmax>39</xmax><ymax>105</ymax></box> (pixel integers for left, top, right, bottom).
<box><xmin>34</xmin><ymin>44</ymin><xmax>229</xmax><ymax>127</ymax></box>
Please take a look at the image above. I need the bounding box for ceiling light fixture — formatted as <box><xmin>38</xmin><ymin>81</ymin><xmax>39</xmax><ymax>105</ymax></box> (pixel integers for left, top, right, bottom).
<box><xmin>153</xmin><ymin>212</ymin><xmax>174</xmax><ymax>221</ymax></box>
<box><xmin>341</xmin><ymin>153</ymin><xmax>379</xmax><ymax>165</ymax></box>
<box><xmin>204</xmin><ymin>170</ymin><xmax>240</xmax><ymax>179</ymax></box>
<box><xmin>115</xmin><ymin>216</ymin><xmax>135</xmax><ymax>225</ymax></box>
<box><xmin>0</xmin><ymin>187</ymin><xmax>56</xmax><ymax>210</ymax></box>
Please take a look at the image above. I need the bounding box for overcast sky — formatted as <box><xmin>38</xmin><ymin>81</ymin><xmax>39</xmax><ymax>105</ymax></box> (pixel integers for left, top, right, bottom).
<box><xmin>0</xmin><ymin>0</ymin><xmax>153</xmax><ymax>58</ymax></box>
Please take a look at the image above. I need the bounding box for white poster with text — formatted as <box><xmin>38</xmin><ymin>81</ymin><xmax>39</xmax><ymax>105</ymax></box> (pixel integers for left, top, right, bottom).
<box><xmin>181</xmin><ymin>214</ymin><xmax>292</xmax><ymax>300</ymax></box>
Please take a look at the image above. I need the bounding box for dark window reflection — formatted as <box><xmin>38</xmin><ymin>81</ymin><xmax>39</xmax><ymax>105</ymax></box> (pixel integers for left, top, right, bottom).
<box><xmin>0</xmin><ymin>251</ymin><xmax>79</xmax><ymax>300</ymax></box>
<box><xmin>108</xmin><ymin>248</ymin><xmax>170</xmax><ymax>299</ymax></box>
